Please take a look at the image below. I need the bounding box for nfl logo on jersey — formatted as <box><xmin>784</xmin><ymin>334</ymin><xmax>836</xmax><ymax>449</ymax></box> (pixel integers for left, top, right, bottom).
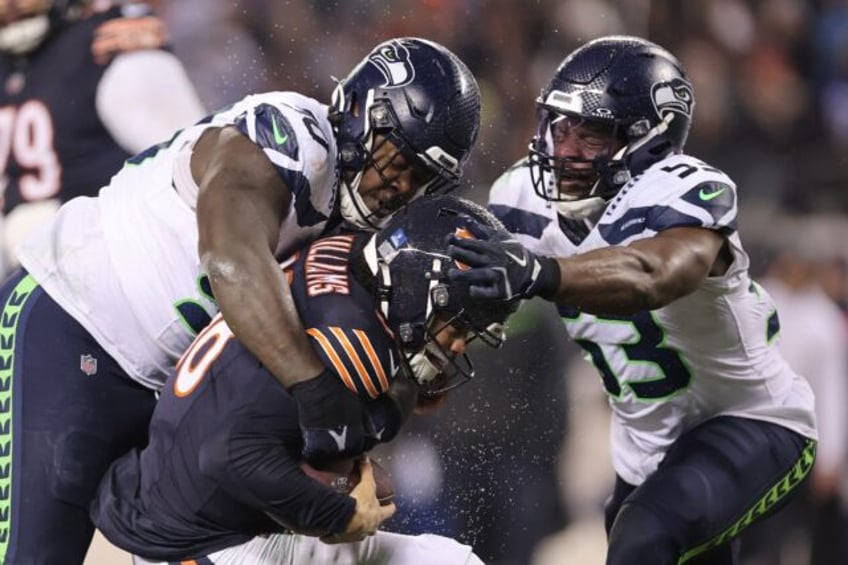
<box><xmin>80</xmin><ymin>354</ymin><xmax>98</xmax><ymax>376</ymax></box>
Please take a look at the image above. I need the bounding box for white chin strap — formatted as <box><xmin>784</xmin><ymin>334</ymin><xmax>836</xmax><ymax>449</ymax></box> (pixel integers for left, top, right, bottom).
<box><xmin>408</xmin><ymin>342</ymin><xmax>448</xmax><ymax>385</ymax></box>
<box><xmin>0</xmin><ymin>15</ymin><xmax>50</xmax><ymax>55</ymax></box>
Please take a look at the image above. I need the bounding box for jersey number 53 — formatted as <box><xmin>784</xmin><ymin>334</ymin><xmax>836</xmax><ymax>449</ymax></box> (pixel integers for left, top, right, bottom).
<box><xmin>565</xmin><ymin>310</ymin><xmax>693</xmax><ymax>401</ymax></box>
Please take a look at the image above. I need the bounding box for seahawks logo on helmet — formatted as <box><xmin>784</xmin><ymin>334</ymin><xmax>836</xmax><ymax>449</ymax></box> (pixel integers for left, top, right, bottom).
<box><xmin>651</xmin><ymin>78</ymin><xmax>694</xmax><ymax>118</ymax></box>
<box><xmin>368</xmin><ymin>41</ymin><xmax>415</xmax><ymax>87</ymax></box>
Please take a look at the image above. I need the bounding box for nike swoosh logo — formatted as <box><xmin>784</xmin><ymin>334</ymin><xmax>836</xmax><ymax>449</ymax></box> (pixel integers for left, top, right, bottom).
<box><xmin>504</xmin><ymin>249</ymin><xmax>527</xmax><ymax>267</ymax></box>
<box><xmin>699</xmin><ymin>186</ymin><xmax>726</xmax><ymax>201</ymax></box>
<box><xmin>271</xmin><ymin>116</ymin><xmax>288</xmax><ymax>145</ymax></box>
<box><xmin>328</xmin><ymin>426</ymin><xmax>348</xmax><ymax>452</ymax></box>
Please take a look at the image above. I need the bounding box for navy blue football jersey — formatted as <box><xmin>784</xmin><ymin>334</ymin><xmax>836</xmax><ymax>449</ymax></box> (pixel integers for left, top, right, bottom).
<box><xmin>0</xmin><ymin>6</ymin><xmax>165</xmax><ymax>213</ymax></box>
<box><xmin>91</xmin><ymin>232</ymin><xmax>402</xmax><ymax>560</ymax></box>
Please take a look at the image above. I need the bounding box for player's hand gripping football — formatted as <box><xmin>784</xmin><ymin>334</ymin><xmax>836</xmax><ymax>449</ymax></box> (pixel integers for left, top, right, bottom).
<box><xmin>321</xmin><ymin>457</ymin><xmax>396</xmax><ymax>544</ymax></box>
<box><xmin>290</xmin><ymin>368</ymin><xmax>369</xmax><ymax>463</ymax></box>
<box><xmin>446</xmin><ymin>218</ymin><xmax>560</xmax><ymax>301</ymax></box>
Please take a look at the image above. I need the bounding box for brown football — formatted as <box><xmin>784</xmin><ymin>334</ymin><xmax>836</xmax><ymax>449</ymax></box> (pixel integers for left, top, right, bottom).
<box><xmin>300</xmin><ymin>458</ymin><xmax>394</xmax><ymax>505</ymax></box>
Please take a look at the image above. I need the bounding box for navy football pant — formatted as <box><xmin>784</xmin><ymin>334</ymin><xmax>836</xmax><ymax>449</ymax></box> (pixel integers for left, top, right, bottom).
<box><xmin>0</xmin><ymin>271</ymin><xmax>157</xmax><ymax>564</ymax></box>
<box><xmin>604</xmin><ymin>415</ymin><xmax>815</xmax><ymax>565</ymax></box>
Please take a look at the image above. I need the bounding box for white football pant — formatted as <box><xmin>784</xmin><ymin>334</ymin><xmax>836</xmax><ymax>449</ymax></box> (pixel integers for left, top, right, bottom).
<box><xmin>131</xmin><ymin>530</ymin><xmax>485</xmax><ymax>565</ymax></box>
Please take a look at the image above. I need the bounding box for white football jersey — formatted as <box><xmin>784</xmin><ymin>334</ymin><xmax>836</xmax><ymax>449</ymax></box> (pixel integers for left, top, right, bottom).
<box><xmin>18</xmin><ymin>92</ymin><xmax>339</xmax><ymax>390</ymax></box>
<box><xmin>490</xmin><ymin>154</ymin><xmax>817</xmax><ymax>485</ymax></box>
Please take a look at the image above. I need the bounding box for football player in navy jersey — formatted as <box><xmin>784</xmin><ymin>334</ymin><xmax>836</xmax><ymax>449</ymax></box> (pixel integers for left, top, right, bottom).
<box><xmin>0</xmin><ymin>0</ymin><xmax>204</xmax><ymax>275</ymax></box>
<box><xmin>0</xmin><ymin>36</ymin><xmax>480</xmax><ymax>564</ymax></box>
<box><xmin>90</xmin><ymin>196</ymin><xmax>512</xmax><ymax>564</ymax></box>
<box><xmin>447</xmin><ymin>36</ymin><xmax>817</xmax><ymax>564</ymax></box>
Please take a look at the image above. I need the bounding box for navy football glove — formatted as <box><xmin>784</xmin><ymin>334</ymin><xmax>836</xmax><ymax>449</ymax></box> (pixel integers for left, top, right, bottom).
<box><xmin>363</xmin><ymin>375</ymin><xmax>418</xmax><ymax>449</ymax></box>
<box><xmin>290</xmin><ymin>369</ymin><xmax>367</xmax><ymax>464</ymax></box>
<box><xmin>447</xmin><ymin>218</ymin><xmax>560</xmax><ymax>301</ymax></box>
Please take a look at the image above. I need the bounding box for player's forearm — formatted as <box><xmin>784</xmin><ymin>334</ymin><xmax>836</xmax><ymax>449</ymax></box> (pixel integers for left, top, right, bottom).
<box><xmin>205</xmin><ymin>248</ymin><xmax>325</xmax><ymax>386</ymax></box>
<box><xmin>195</xmin><ymin>126</ymin><xmax>323</xmax><ymax>387</ymax></box>
<box><xmin>553</xmin><ymin>246</ymin><xmax>688</xmax><ymax>315</ymax></box>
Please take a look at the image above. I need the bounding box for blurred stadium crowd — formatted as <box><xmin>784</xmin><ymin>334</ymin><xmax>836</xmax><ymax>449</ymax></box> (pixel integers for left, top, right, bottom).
<box><xmin>90</xmin><ymin>0</ymin><xmax>848</xmax><ymax>564</ymax></box>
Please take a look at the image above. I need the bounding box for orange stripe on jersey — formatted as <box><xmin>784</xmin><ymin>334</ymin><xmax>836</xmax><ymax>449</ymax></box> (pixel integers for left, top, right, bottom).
<box><xmin>306</xmin><ymin>329</ymin><xmax>357</xmax><ymax>393</ymax></box>
<box><xmin>330</xmin><ymin>327</ymin><xmax>379</xmax><ymax>398</ymax></box>
<box><xmin>180</xmin><ymin>561</ymin><xmax>198</xmax><ymax>565</ymax></box>
<box><xmin>354</xmin><ymin>330</ymin><xmax>390</xmax><ymax>391</ymax></box>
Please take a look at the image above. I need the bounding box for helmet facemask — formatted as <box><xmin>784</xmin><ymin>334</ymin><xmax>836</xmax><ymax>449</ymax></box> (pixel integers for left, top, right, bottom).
<box><xmin>530</xmin><ymin>107</ymin><xmax>623</xmax><ymax>220</ymax></box>
<box><xmin>396</xmin><ymin>281</ymin><xmax>510</xmax><ymax>396</ymax></box>
<box><xmin>371</xmin><ymin>247</ymin><xmax>477</xmax><ymax>396</ymax></box>
<box><xmin>403</xmin><ymin>307</ymin><xmax>475</xmax><ymax>396</ymax></box>
<box><xmin>530</xmin><ymin>103</ymin><xmax>679</xmax><ymax>220</ymax></box>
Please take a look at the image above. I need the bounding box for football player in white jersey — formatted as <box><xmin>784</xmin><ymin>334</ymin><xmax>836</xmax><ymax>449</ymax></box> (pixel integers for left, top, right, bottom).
<box><xmin>447</xmin><ymin>36</ymin><xmax>817</xmax><ymax>564</ymax></box>
<box><xmin>0</xmin><ymin>37</ymin><xmax>480</xmax><ymax>564</ymax></box>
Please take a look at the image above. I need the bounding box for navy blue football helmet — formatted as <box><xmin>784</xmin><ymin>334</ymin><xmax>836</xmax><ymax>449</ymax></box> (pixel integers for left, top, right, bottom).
<box><xmin>363</xmin><ymin>195</ymin><xmax>517</xmax><ymax>395</ymax></box>
<box><xmin>331</xmin><ymin>37</ymin><xmax>482</xmax><ymax>230</ymax></box>
<box><xmin>529</xmin><ymin>36</ymin><xmax>694</xmax><ymax>218</ymax></box>
<box><xmin>0</xmin><ymin>0</ymin><xmax>87</xmax><ymax>54</ymax></box>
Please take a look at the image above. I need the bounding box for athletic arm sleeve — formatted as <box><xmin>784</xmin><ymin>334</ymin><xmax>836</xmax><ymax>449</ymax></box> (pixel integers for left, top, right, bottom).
<box><xmin>197</xmin><ymin>378</ymin><xmax>356</xmax><ymax>535</ymax></box>
<box><xmin>96</xmin><ymin>49</ymin><xmax>206</xmax><ymax>153</ymax></box>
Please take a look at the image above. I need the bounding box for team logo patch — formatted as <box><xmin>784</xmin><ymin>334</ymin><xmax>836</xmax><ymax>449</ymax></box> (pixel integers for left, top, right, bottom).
<box><xmin>255</xmin><ymin>104</ymin><xmax>299</xmax><ymax>159</ymax></box>
<box><xmin>80</xmin><ymin>354</ymin><xmax>98</xmax><ymax>376</ymax></box>
<box><xmin>651</xmin><ymin>78</ymin><xmax>694</xmax><ymax>118</ymax></box>
<box><xmin>388</xmin><ymin>228</ymin><xmax>408</xmax><ymax>249</ymax></box>
<box><xmin>376</xmin><ymin>228</ymin><xmax>408</xmax><ymax>264</ymax></box>
<box><xmin>368</xmin><ymin>41</ymin><xmax>415</xmax><ymax>87</ymax></box>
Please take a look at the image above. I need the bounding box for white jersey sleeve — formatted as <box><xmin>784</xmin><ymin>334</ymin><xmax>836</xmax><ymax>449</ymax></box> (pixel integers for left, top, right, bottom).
<box><xmin>17</xmin><ymin>92</ymin><xmax>339</xmax><ymax>390</ymax></box>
